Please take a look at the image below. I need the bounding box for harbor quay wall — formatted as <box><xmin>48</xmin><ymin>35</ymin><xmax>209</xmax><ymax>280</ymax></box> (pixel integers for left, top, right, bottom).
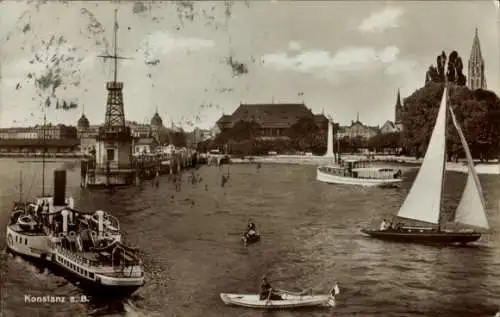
<box><xmin>226</xmin><ymin>154</ymin><xmax>500</xmax><ymax>175</ymax></box>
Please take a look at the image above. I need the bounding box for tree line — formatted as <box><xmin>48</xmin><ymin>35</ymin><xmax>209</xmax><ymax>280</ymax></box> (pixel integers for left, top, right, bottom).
<box><xmin>198</xmin><ymin>50</ymin><xmax>500</xmax><ymax>159</ymax></box>
<box><xmin>197</xmin><ymin>117</ymin><xmax>331</xmax><ymax>155</ymax></box>
<box><xmin>404</xmin><ymin>51</ymin><xmax>500</xmax><ymax>160</ymax></box>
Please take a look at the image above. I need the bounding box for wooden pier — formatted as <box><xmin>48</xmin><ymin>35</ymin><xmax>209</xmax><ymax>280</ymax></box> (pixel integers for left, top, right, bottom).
<box><xmin>80</xmin><ymin>149</ymin><xmax>202</xmax><ymax>188</ymax></box>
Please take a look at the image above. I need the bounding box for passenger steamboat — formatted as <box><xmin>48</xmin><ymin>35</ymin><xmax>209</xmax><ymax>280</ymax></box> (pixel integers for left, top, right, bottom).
<box><xmin>6</xmin><ymin>169</ymin><xmax>144</xmax><ymax>297</ymax></box>
<box><xmin>316</xmin><ymin>159</ymin><xmax>402</xmax><ymax>187</ymax></box>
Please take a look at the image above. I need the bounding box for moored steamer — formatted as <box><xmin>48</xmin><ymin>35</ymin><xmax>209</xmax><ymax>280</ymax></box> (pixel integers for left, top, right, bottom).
<box><xmin>316</xmin><ymin>159</ymin><xmax>402</xmax><ymax>187</ymax></box>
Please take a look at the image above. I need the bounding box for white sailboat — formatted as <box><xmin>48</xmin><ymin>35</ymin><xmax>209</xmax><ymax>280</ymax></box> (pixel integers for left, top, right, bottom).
<box><xmin>361</xmin><ymin>84</ymin><xmax>489</xmax><ymax>244</ymax></box>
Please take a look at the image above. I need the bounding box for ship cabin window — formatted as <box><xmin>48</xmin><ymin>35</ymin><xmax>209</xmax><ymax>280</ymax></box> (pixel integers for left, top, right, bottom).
<box><xmin>89</xmin><ymin>272</ymin><xmax>94</xmax><ymax>279</ymax></box>
<box><xmin>15</xmin><ymin>236</ymin><xmax>17</xmax><ymax>242</ymax></box>
<box><xmin>25</xmin><ymin>238</ymin><xmax>27</xmax><ymax>245</ymax></box>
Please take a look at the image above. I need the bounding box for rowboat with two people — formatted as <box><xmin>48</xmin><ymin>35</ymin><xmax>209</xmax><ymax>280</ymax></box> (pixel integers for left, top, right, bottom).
<box><xmin>220</xmin><ymin>276</ymin><xmax>340</xmax><ymax>309</ymax></box>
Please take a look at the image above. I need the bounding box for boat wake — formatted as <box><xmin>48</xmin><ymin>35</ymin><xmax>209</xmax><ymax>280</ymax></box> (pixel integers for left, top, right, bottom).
<box><xmin>123</xmin><ymin>299</ymin><xmax>151</xmax><ymax>317</ymax></box>
<box><xmin>87</xmin><ymin>298</ymin><xmax>157</xmax><ymax>317</ymax></box>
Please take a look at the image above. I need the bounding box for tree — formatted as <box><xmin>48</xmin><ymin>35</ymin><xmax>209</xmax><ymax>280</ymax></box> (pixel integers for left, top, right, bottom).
<box><xmin>170</xmin><ymin>131</ymin><xmax>187</xmax><ymax>147</ymax></box>
<box><xmin>425</xmin><ymin>51</ymin><xmax>466</xmax><ymax>86</ymax></box>
<box><xmin>287</xmin><ymin>117</ymin><xmax>319</xmax><ymax>138</ymax></box>
<box><xmin>286</xmin><ymin>116</ymin><xmax>331</xmax><ymax>151</ymax></box>
<box><xmin>229</xmin><ymin>120</ymin><xmax>261</xmax><ymax>141</ymax></box>
<box><xmin>213</xmin><ymin>120</ymin><xmax>261</xmax><ymax>144</ymax></box>
<box><xmin>402</xmin><ymin>81</ymin><xmax>500</xmax><ymax>160</ymax></box>
<box><xmin>368</xmin><ymin>132</ymin><xmax>402</xmax><ymax>152</ymax></box>
<box><xmin>196</xmin><ymin>139</ymin><xmax>212</xmax><ymax>153</ymax></box>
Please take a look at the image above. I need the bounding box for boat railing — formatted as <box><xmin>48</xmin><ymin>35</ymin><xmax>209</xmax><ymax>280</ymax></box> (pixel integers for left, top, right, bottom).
<box><xmin>319</xmin><ymin>166</ymin><xmax>401</xmax><ymax>180</ymax></box>
<box><xmin>106</xmin><ymin>214</ymin><xmax>121</xmax><ymax>231</ymax></box>
<box><xmin>55</xmin><ymin>245</ymin><xmax>100</xmax><ymax>267</ymax></box>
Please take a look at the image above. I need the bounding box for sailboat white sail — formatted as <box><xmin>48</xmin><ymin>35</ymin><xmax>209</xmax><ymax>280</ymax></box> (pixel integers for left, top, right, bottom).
<box><xmin>448</xmin><ymin>106</ymin><xmax>489</xmax><ymax>230</ymax></box>
<box><xmin>396</xmin><ymin>87</ymin><xmax>448</xmax><ymax>224</ymax></box>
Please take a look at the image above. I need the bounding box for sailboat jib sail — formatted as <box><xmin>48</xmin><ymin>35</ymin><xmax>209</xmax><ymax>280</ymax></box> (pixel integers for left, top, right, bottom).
<box><xmin>448</xmin><ymin>106</ymin><xmax>489</xmax><ymax>230</ymax></box>
<box><xmin>396</xmin><ymin>87</ymin><xmax>449</xmax><ymax>225</ymax></box>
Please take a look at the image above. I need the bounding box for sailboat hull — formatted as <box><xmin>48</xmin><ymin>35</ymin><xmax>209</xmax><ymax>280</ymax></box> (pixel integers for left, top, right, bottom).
<box><xmin>360</xmin><ymin>229</ymin><xmax>481</xmax><ymax>244</ymax></box>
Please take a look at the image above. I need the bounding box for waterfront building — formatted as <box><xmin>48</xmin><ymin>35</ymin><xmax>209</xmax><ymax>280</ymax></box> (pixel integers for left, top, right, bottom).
<box><xmin>216</xmin><ymin>103</ymin><xmax>328</xmax><ymax>137</ymax></box>
<box><xmin>380</xmin><ymin>89</ymin><xmax>404</xmax><ymax>134</ymax></box>
<box><xmin>337</xmin><ymin>113</ymin><xmax>379</xmax><ymax>140</ymax></box>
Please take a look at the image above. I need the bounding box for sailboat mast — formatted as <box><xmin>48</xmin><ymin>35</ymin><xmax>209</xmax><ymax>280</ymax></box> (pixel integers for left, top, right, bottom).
<box><xmin>336</xmin><ymin>127</ymin><xmax>341</xmax><ymax>164</ymax></box>
<box><xmin>113</xmin><ymin>8</ymin><xmax>118</xmax><ymax>83</ymax></box>
<box><xmin>437</xmin><ymin>83</ymin><xmax>449</xmax><ymax>231</ymax></box>
<box><xmin>42</xmin><ymin>112</ymin><xmax>46</xmax><ymax>197</ymax></box>
<box><xmin>19</xmin><ymin>170</ymin><xmax>23</xmax><ymax>202</ymax></box>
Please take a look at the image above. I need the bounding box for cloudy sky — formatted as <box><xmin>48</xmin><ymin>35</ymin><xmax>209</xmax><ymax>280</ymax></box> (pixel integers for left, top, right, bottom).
<box><xmin>0</xmin><ymin>1</ymin><xmax>498</xmax><ymax>130</ymax></box>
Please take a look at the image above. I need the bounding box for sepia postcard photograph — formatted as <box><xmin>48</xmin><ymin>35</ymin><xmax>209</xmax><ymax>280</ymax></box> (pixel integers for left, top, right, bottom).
<box><xmin>0</xmin><ymin>0</ymin><xmax>499</xmax><ymax>316</ymax></box>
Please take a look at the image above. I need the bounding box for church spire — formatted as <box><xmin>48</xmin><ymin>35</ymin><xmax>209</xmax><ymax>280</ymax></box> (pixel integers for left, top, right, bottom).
<box><xmin>468</xmin><ymin>27</ymin><xmax>487</xmax><ymax>90</ymax></box>
<box><xmin>396</xmin><ymin>88</ymin><xmax>402</xmax><ymax>108</ymax></box>
<box><xmin>395</xmin><ymin>88</ymin><xmax>403</xmax><ymax>123</ymax></box>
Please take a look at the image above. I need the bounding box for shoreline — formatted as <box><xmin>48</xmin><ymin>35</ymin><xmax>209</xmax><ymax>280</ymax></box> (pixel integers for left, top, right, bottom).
<box><xmin>229</xmin><ymin>155</ymin><xmax>500</xmax><ymax>175</ymax></box>
<box><xmin>0</xmin><ymin>153</ymin><xmax>83</xmax><ymax>158</ymax></box>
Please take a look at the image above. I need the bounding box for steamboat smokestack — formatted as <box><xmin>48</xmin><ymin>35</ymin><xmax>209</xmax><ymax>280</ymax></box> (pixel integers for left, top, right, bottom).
<box><xmin>61</xmin><ymin>208</ymin><xmax>69</xmax><ymax>233</ymax></box>
<box><xmin>53</xmin><ymin>169</ymin><xmax>67</xmax><ymax>206</ymax></box>
<box><xmin>96</xmin><ymin>210</ymin><xmax>104</xmax><ymax>237</ymax></box>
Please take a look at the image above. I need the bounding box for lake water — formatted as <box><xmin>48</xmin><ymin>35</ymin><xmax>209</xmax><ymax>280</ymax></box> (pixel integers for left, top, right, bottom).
<box><xmin>0</xmin><ymin>159</ymin><xmax>499</xmax><ymax>317</ymax></box>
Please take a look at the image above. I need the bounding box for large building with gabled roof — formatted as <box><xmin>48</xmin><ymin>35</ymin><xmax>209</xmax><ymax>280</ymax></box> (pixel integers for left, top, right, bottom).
<box><xmin>216</xmin><ymin>103</ymin><xmax>328</xmax><ymax>138</ymax></box>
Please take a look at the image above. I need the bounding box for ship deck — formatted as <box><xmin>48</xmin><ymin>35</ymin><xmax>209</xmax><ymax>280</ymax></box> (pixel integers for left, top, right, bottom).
<box><xmin>59</xmin><ymin>248</ymin><xmax>138</xmax><ymax>265</ymax></box>
<box><xmin>8</xmin><ymin>224</ymin><xmax>46</xmax><ymax>236</ymax></box>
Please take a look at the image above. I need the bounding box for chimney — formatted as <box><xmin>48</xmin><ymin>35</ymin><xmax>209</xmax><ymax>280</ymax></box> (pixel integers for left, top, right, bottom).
<box><xmin>53</xmin><ymin>169</ymin><xmax>67</xmax><ymax>206</ymax></box>
<box><xmin>96</xmin><ymin>210</ymin><xmax>104</xmax><ymax>237</ymax></box>
<box><xmin>61</xmin><ymin>208</ymin><xmax>69</xmax><ymax>233</ymax></box>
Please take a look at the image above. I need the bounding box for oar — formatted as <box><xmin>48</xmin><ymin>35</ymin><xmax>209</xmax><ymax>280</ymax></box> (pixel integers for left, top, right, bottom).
<box><xmin>277</xmin><ymin>288</ymin><xmax>311</xmax><ymax>296</ymax></box>
<box><xmin>265</xmin><ymin>290</ymin><xmax>273</xmax><ymax>306</ymax></box>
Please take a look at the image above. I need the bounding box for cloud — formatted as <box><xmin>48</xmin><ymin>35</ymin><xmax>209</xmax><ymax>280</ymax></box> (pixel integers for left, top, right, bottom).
<box><xmin>358</xmin><ymin>7</ymin><xmax>403</xmax><ymax>33</ymax></box>
<box><xmin>288</xmin><ymin>41</ymin><xmax>301</xmax><ymax>51</ymax></box>
<box><xmin>262</xmin><ymin>46</ymin><xmax>401</xmax><ymax>73</ymax></box>
<box><xmin>137</xmin><ymin>31</ymin><xmax>214</xmax><ymax>63</ymax></box>
<box><xmin>385</xmin><ymin>59</ymin><xmax>418</xmax><ymax>76</ymax></box>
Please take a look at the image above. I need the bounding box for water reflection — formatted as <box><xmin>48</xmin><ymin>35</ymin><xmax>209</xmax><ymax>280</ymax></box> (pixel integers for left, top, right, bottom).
<box><xmin>1</xmin><ymin>161</ymin><xmax>500</xmax><ymax>317</ymax></box>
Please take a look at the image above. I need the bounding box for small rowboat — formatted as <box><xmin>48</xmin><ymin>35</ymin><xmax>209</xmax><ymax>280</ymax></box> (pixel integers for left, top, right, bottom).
<box><xmin>220</xmin><ymin>284</ymin><xmax>339</xmax><ymax>309</ymax></box>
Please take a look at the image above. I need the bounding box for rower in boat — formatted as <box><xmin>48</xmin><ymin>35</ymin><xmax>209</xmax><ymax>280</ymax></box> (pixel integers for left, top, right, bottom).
<box><xmin>244</xmin><ymin>219</ymin><xmax>257</xmax><ymax>239</ymax></box>
<box><xmin>246</xmin><ymin>220</ymin><xmax>257</xmax><ymax>237</ymax></box>
<box><xmin>260</xmin><ymin>276</ymin><xmax>282</xmax><ymax>300</ymax></box>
